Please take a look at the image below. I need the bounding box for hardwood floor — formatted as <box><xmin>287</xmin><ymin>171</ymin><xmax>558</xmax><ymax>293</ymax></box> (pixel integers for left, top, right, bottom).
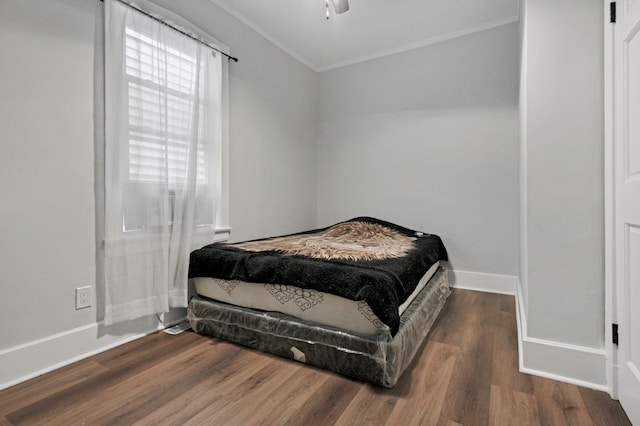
<box><xmin>0</xmin><ymin>289</ymin><xmax>631</xmax><ymax>425</ymax></box>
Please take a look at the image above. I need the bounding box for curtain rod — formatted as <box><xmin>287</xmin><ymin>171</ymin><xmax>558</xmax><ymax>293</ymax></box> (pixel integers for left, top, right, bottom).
<box><xmin>100</xmin><ymin>0</ymin><xmax>239</xmax><ymax>63</ymax></box>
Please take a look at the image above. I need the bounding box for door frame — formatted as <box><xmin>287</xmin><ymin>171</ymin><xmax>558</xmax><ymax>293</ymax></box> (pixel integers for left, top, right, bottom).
<box><xmin>603</xmin><ymin>0</ymin><xmax>617</xmax><ymax>399</ymax></box>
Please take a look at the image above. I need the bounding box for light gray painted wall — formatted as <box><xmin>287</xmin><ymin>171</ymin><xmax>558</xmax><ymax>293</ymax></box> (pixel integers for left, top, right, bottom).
<box><xmin>317</xmin><ymin>23</ymin><xmax>520</xmax><ymax>276</ymax></box>
<box><xmin>522</xmin><ymin>0</ymin><xmax>604</xmax><ymax>347</ymax></box>
<box><xmin>0</xmin><ymin>0</ymin><xmax>318</xmax><ymax>350</ymax></box>
<box><xmin>518</xmin><ymin>0</ymin><xmax>529</xmax><ymax>313</ymax></box>
<box><xmin>0</xmin><ymin>0</ymin><xmax>98</xmax><ymax>350</ymax></box>
<box><xmin>6</xmin><ymin>0</ymin><xmax>604</xmax><ymax>385</ymax></box>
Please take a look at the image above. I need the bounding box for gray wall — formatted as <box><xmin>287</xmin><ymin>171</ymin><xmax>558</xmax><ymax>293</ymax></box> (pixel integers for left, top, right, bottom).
<box><xmin>521</xmin><ymin>0</ymin><xmax>604</xmax><ymax>347</ymax></box>
<box><xmin>518</xmin><ymin>0</ymin><xmax>529</xmax><ymax>312</ymax></box>
<box><xmin>4</xmin><ymin>0</ymin><xmax>606</xmax><ymax>386</ymax></box>
<box><xmin>0</xmin><ymin>0</ymin><xmax>98</xmax><ymax>350</ymax></box>
<box><xmin>0</xmin><ymin>0</ymin><xmax>318</xmax><ymax>350</ymax></box>
<box><xmin>317</xmin><ymin>23</ymin><xmax>520</xmax><ymax>276</ymax></box>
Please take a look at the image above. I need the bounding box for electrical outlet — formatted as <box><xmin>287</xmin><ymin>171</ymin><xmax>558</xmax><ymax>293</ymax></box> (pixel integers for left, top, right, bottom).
<box><xmin>76</xmin><ymin>286</ymin><xmax>92</xmax><ymax>310</ymax></box>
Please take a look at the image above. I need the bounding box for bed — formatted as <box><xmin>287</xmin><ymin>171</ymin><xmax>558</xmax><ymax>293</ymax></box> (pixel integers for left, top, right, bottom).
<box><xmin>187</xmin><ymin>217</ymin><xmax>450</xmax><ymax>387</ymax></box>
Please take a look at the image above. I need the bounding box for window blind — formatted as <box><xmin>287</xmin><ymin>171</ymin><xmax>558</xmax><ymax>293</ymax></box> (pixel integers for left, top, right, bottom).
<box><xmin>125</xmin><ymin>27</ymin><xmax>206</xmax><ymax>186</ymax></box>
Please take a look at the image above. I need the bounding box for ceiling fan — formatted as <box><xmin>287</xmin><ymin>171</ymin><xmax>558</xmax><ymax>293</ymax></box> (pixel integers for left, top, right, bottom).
<box><xmin>325</xmin><ymin>0</ymin><xmax>350</xmax><ymax>19</ymax></box>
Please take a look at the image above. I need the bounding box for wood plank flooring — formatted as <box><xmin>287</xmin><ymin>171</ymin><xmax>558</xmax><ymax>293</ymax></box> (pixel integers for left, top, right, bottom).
<box><xmin>0</xmin><ymin>289</ymin><xmax>631</xmax><ymax>425</ymax></box>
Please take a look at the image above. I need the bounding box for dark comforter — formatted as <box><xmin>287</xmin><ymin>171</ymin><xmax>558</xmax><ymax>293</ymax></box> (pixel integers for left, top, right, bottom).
<box><xmin>188</xmin><ymin>217</ymin><xmax>448</xmax><ymax>335</ymax></box>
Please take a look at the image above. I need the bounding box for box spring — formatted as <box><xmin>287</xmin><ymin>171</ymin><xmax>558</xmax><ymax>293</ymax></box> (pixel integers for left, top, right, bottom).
<box><xmin>188</xmin><ymin>267</ymin><xmax>450</xmax><ymax>388</ymax></box>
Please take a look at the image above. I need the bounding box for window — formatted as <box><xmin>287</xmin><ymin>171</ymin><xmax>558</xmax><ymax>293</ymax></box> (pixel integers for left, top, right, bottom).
<box><xmin>125</xmin><ymin>28</ymin><xmax>207</xmax><ymax>186</ymax></box>
<box><xmin>117</xmin><ymin>27</ymin><xmax>220</xmax><ymax>232</ymax></box>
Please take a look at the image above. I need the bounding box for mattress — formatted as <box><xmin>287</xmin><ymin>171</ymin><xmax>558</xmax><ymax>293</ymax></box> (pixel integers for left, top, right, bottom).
<box><xmin>188</xmin><ymin>266</ymin><xmax>450</xmax><ymax>388</ymax></box>
<box><xmin>189</xmin><ymin>217</ymin><xmax>449</xmax><ymax>335</ymax></box>
<box><xmin>192</xmin><ymin>261</ymin><xmax>440</xmax><ymax>335</ymax></box>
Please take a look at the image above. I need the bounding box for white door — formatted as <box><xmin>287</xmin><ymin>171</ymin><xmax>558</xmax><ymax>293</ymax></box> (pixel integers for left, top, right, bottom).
<box><xmin>614</xmin><ymin>0</ymin><xmax>640</xmax><ymax>422</ymax></box>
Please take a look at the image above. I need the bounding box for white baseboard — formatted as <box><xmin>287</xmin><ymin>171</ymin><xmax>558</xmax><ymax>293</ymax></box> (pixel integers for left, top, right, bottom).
<box><xmin>2</xmin><ymin>275</ymin><xmax>608</xmax><ymax>393</ymax></box>
<box><xmin>514</xmin><ymin>279</ymin><xmax>607</xmax><ymax>391</ymax></box>
<box><xmin>0</xmin><ymin>315</ymin><xmax>183</xmax><ymax>391</ymax></box>
<box><xmin>519</xmin><ymin>338</ymin><xmax>608</xmax><ymax>391</ymax></box>
<box><xmin>449</xmin><ymin>269</ymin><xmax>517</xmax><ymax>295</ymax></box>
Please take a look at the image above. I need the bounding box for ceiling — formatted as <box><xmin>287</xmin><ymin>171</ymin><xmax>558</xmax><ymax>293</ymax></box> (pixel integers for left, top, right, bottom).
<box><xmin>208</xmin><ymin>0</ymin><xmax>519</xmax><ymax>71</ymax></box>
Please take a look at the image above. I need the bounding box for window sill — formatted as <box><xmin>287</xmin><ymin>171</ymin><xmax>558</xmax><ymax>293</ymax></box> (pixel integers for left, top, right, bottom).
<box><xmin>194</xmin><ymin>226</ymin><xmax>231</xmax><ymax>246</ymax></box>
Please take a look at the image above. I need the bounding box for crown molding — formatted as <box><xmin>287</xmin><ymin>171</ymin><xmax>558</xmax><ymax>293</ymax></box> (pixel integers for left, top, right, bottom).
<box><xmin>318</xmin><ymin>16</ymin><xmax>519</xmax><ymax>71</ymax></box>
<box><xmin>207</xmin><ymin>0</ymin><xmax>319</xmax><ymax>71</ymax></box>
<box><xmin>207</xmin><ymin>0</ymin><xmax>518</xmax><ymax>73</ymax></box>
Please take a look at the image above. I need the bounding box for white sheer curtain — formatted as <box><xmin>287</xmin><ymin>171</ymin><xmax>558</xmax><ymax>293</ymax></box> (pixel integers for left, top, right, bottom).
<box><xmin>103</xmin><ymin>0</ymin><xmax>221</xmax><ymax>325</ymax></box>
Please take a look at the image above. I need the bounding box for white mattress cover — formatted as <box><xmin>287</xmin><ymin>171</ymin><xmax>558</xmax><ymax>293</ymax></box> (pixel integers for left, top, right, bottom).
<box><xmin>192</xmin><ymin>261</ymin><xmax>440</xmax><ymax>336</ymax></box>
